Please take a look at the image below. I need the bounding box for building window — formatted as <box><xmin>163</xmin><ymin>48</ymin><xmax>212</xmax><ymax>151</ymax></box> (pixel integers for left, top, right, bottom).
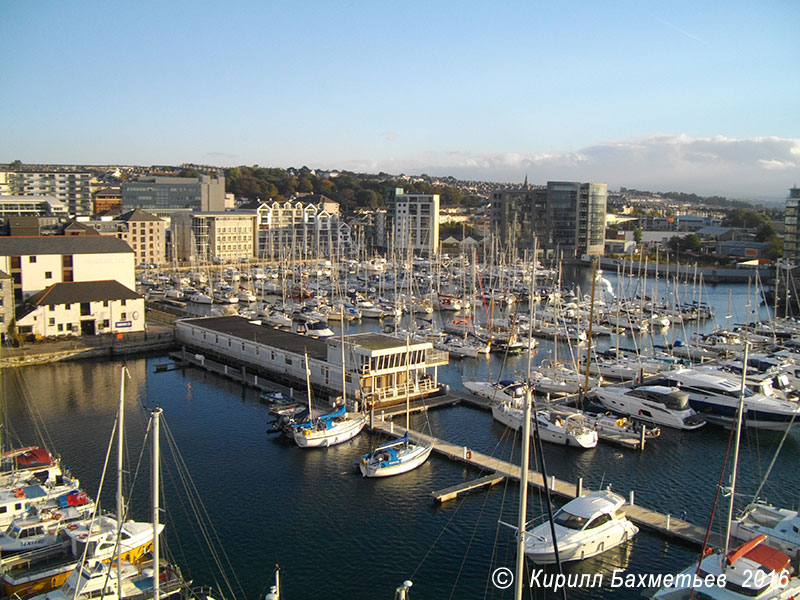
<box><xmin>102</xmin><ymin>320</ymin><xmax>109</xmax><ymax>328</ymax></box>
<box><xmin>120</xmin><ymin>312</ymin><xmax>127</xmax><ymax>320</ymax></box>
<box><xmin>45</xmin><ymin>271</ymin><xmax>52</xmax><ymax>279</ymax></box>
<box><xmin>64</xmin><ymin>304</ymin><xmax>71</xmax><ymax>310</ymax></box>
<box><xmin>121</xmin><ymin>300</ymin><xmax>126</xmax><ymax>306</ymax></box>
<box><xmin>49</xmin><ymin>318</ymin><xmax>55</xmax><ymax>326</ymax></box>
<box><xmin>29</xmin><ymin>256</ymin><xmax>36</xmax><ymax>263</ymax></box>
<box><xmin>103</xmin><ymin>301</ymin><xmax>109</xmax><ymax>307</ymax></box>
<box><xmin>80</xmin><ymin>302</ymin><xmax>90</xmax><ymax>316</ymax></box>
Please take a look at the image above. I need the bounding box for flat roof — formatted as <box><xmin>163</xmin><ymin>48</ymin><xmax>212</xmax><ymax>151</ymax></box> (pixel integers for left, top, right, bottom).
<box><xmin>348</xmin><ymin>332</ymin><xmax>415</xmax><ymax>351</ymax></box>
<box><xmin>180</xmin><ymin>316</ymin><xmax>329</xmax><ymax>360</ymax></box>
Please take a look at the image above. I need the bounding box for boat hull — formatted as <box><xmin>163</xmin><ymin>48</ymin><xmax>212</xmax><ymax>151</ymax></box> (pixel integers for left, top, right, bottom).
<box><xmin>359</xmin><ymin>444</ymin><xmax>433</xmax><ymax>478</ymax></box>
<box><xmin>293</xmin><ymin>417</ymin><xmax>366</xmax><ymax>448</ymax></box>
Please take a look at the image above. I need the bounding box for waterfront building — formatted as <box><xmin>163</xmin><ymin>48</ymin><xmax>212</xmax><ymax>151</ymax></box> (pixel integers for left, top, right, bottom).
<box><xmin>784</xmin><ymin>188</ymin><xmax>800</xmax><ymax>265</ymax></box>
<box><xmin>0</xmin><ymin>236</ymin><xmax>135</xmax><ymax>304</ymax></box>
<box><xmin>93</xmin><ymin>187</ymin><xmax>122</xmax><ymax>214</ymax></box>
<box><xmin>121</xmin><ymin>173</ymin><xmax>226</xmax><ymax>218</ymax></box>
<box><xmin>384</xmin><ymin>188</ymin><xmax>439</xmax><ymax>255</ymax></box>
<box><xmin>491</xmin><ymin>181</ymin><xmax>607</xmax><ymax>258</ymax></box>
<box><xmin>0</xmin><ymin>195</ymin><xmax>69</xmax><ymax>223</ymax></box>
<box><xmin>244</xmin><ymin>198</ymin><xmax>351</xmax><ymax>261</ymax></box>
<box><xmin>14</xmin><ymin>280</ymin><xmax>145</xmax><ymax>337</ymax></box>
<box><xmin>175</xmin><ymin>316</ymin><xmax>449</xmax><ymax>410</ymax></box>
<box><xmin>171</xmin><ymin>211</ymin><xmax>256</xmax><ymax>263</ymax></box>
<box><xmin>0</xmin><ymin>171</ymin><xmax>92</xmax><ymax>215</ymax></box>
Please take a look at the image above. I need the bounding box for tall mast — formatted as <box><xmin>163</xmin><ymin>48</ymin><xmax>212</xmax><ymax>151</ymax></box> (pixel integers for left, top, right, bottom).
<box><xmin>304</xmin><ymin>351</ymin><xmax>312</xmax><ymax>417</ymax></box>
<box><xmin>116</xmin><ymin>366</ymin><xmax>126</xmax><ymax>591</ymax></box>
<box><xmin>722</xmin><ymin>342</ymin><xmax>750</xmax><ymax>562</ymax></box>
<box><xmin>405</xmin><ymin>336</ymin><xmax>411</xmax><ymax>433</ymax></box>
<box><xmin>152</xmin><ymin>407</ymin><xmax>162</xmax><ymax>600</ymax></box>
<box><xmin>514</xmin><ymin>387</ymin><xmax>532</xmax><ymax>600</ymax></box>
<box><xmin>341</xmin><ymin>305</ymin><xmax>347</xmax><ymax>408</ymax></box>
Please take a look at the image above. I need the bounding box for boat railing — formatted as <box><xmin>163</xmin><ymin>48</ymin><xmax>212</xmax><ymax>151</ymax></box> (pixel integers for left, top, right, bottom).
<box><xmin>371</xmin><ymin>379</ymin><xmax>437</xmax><ymax>403</ymax></box>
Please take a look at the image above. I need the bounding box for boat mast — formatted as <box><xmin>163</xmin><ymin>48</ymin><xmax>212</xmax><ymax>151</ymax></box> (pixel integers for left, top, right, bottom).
<box><xmin>513</xmin><ymin>386</ymin><xmax>532</xmax><ymax>600</ymax></box>
<box><xmin>152</xmin><ymin>407</ymin><xmax>162</xmax><ymax>600</ymax></box>
<box><xmin>116</xmin><ymin>366</ymin><xmax>126</xmax><ymax>591</ymax></box>
<box><xmin>304</xmin><ymin>351</ymin><xmax>312</xmax><ymax>417</ymax></box>
<box><xmin>341</xmin><ymin>304</ymin><xmax>347</xmax><ymax>410</ymax></box>
<box><xmin>722</xmin><ymin>342</ymin><xmax>750</xmax><ymax>563</ymax></box>
<box><xmin>583</xmin><ymin>258</ymin><xmax>598</xmax><ymax>398</ymax></box>
<box><xmin>405</xmin><ymin>335</ymin><xmax>411</xmax><ymax>433</ymax></box>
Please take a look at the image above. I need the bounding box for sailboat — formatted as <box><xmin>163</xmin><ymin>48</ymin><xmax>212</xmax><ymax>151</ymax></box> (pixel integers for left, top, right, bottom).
<box><xmin>359</xmin><ymin>336</ymin><xmax>433</xmax><ymax>477</ymax></box>
<box><xmin>652</xmin><ymin>345</ymin><xmax>800</xmax><ymax>599</ymax></box>
<box><xmin>292</xmin><ymin>346</ymin><xmax>365</xmax><ymax>449</ymax></box>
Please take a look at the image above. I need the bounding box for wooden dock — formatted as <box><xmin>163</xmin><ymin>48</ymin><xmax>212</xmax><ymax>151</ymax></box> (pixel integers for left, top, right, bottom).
<box><xmin>370</xmin><ymin>419</ymin><xmax>718</xmax><ymax>549</ymax></box>
<box><xmin>432</xmin><ymin>473</ymin><xmax>506</xmax><ymax>503</ymax></box>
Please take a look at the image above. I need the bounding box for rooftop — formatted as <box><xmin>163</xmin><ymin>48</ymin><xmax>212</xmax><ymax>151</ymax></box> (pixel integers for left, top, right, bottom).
<box><xmin>25</xmin><ymin>280</ymin><xmax>141</xmax><ymax>306</ymax></box>
<box><xmin>0</xmin><ymin>236</ymin><xmax>133</xmax><ymax>256</ymax></box>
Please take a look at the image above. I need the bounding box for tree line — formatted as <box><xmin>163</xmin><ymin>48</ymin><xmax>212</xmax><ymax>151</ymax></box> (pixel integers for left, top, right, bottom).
<box><xmin>223</xmin><ymin>166</ymin><xmax>483</xmax><ymax>212</ymax></box>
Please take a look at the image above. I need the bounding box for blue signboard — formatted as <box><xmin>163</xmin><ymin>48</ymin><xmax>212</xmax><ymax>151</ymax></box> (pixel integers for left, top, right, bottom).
<box><xmin>115</xmin><ymin>321</ymin><xmax>132</xmax><ymax>328</ymax></box>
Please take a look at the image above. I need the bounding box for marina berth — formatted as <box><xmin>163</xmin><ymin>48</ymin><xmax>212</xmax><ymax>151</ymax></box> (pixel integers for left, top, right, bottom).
<box><xmin>0</xmin><ymin>496</ymin><xmax>94</xmax><ymax>555</ymax></box>
<box><xmin>731</xmin><ymin>503</ymin><xmax>800</xmax><ymax>558</ymax></box>
<box><xmin>0</xmin><ymin>477</ymin><xmax>84</xmax><ymax>529</ymax></box>
<box><xmin>292</xmin><ymin>405</ymin><xmax>366</xmax><ymax>448</ymax></box>
<box><xmin>0</xmin><ymin>447</ymin><xmax>63</xmax><ymax>487</ymax></box>
<box><xmin>524</xmin><ymin>489</ymin><xmax>638</xmax><ymax>563</ymax></box>
<box><xmin>358</xmin><ymin>432</ymin><xmax>433</xmax><ymax>478</ymax></box>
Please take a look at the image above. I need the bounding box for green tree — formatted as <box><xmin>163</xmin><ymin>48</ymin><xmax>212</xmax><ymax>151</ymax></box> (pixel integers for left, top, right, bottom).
<box><xmin>633</xmin><ymin>228</ymin><xmax>642</xmax><ymax>244</ymax></box>
<box><xmin>297</xmin><ymin>177</ymin><xmax>314</xmax><ymax>193</ymax></box>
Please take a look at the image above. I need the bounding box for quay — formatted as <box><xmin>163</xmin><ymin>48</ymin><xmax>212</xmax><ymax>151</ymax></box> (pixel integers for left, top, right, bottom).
<box><xmin>370</xmin><ymin>419</ymin><xmax>723</xmax><ymax>549</ymax></box>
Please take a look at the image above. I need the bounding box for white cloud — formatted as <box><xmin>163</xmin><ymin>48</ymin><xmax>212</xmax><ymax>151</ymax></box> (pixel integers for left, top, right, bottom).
<box><xmin>342</xmin><ymin>134</ymin><xmax>800</xmax><ymax>199</ymax></box>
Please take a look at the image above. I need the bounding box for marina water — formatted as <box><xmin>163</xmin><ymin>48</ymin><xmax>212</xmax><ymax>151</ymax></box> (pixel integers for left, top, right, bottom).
<box><xmin>3</xmin><ymin>271</ymin><xmax>798</xmax><ymax>599</ymax></box>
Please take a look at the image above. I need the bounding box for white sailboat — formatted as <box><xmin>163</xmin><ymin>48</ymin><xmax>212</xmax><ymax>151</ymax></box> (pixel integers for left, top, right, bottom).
<box><xmin>359</xmin><ymin>337</ymin><xmax>433</xmax><ymax>477</ymax></box>
<box><xmin>292</xmin><ymin>349</ymin><xmax>365</xmax><ymax>449</ymax></box>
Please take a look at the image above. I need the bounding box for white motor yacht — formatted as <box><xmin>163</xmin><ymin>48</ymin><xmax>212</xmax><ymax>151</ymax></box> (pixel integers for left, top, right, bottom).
<box><xmin>524</xmin><ymin>489</ymin><xmax>638</xmax><ymax>563</ymax></box>
<box><xmin>650</xmin><ymin>368</ymin><xmax>800</xmax><ymax>430</ymax></box>
<box><xmin>731</xmin><ymin>502</ymin><xmax>800</xmax><ymax>558</ymax></box>
<box><xmin>590</xmin><ymin>385</ymin><xmax>706</xmax><ymax>430</ymax></box>
<box><xmin>464</xmin><ymin>380</ymin><xmax>526</xmax><ymax>405</ymax></box>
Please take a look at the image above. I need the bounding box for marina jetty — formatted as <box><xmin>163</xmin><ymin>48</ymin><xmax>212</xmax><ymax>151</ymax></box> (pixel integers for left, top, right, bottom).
<box><xmin>572</xmin><ymin>256</ymin><xmax>774</xmax><ymax>284</ymax></box>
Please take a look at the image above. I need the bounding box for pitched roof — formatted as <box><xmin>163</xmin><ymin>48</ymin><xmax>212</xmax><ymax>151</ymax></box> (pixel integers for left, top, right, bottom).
<box><xmin>0</xmin><ymin>236</ymin><xmax>133</xmax><ymax>256</ymax></box>
<box><xmin>116</xmin><ymin>209</ymin><xmax>164</xmax><ymax>223</ymax></box>
<box><xmin>25</xmin><ymin>280</ymin><xmax>141</xmax><ymax>306</ymax></box>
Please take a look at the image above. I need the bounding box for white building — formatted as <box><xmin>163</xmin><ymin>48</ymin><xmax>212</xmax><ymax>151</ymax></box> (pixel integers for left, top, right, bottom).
<box><xmin>0</xmin><ymin>196</ymin><xmax>69</xmax><ymax>220</ymax></box>
<box><xmin>0</xmin><ymin>236</ymin><xmax>136</xmax><ymax>304</ymax></box>
<box><xmin>386</xmin><ymin>188</ymin><xmax>439</xmax><ymax>254</ymax></box>
<box><xmin>15</xmin><ymin>280</ymin><xmax>145</xmax><ymax>337</ymax></box>
<box><xmin>175</xmin><ymin>316</ymin><xmax>448</xmax><ymax>409</ymax></box>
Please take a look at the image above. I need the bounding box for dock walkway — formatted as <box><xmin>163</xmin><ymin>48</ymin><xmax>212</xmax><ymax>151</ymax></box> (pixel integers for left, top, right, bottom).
<box><xmin>370</xmin><ymin>420</ymin><xmax>721</xmax><ymax>548</ymax></box>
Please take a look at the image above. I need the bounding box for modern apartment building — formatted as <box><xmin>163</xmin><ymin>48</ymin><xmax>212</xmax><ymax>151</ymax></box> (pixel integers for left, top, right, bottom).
<box><xmin>491</xmin><ymin>181</ymin><xmax>607</xmax><ymax>257</ymax></box>
<box><xmin>248</xmin><ymin>198</ymin><xmax>351</xmax><ymax>261</ymax></box>
<box><xmin>121</xmin><ymin>173</ymin><xmax>226</xmax><ymax>218</ymax></box>
<box><xmin>171</xmin><ymin>212</ymin><xmax>256</xmax><ymax>263</ymax></box>
<box><xmin>384</xmin><ymin>188</ymin><xmax>439</xmax><ymax>254</ymax></box>
<box><xmin>784</xmin><ymin>188</ymin><xmax>800</xmax><ymax>264</ymax></box>
<box><xmin>0</xmin><ymin>171</ymin><xmax>92</xmax><ymax>215</ymax></box>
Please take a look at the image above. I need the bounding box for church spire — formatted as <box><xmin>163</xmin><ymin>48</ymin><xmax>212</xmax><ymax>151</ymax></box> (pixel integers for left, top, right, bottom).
<box><xmin>523</xmin><ymin>173</ymin><xmax>529</xmax><ymax>189</ymax></box>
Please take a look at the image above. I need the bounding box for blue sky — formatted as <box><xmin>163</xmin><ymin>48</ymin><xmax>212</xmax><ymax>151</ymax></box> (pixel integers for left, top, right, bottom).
<box><xmin>2</xmin><ymin>1</ymin><xmax>798</xmax><ymax>200</ymax></box>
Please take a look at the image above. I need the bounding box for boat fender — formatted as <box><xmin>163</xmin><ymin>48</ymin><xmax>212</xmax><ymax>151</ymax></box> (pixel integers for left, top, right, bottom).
<box><xmin>52</xmin><ymin>513</ymin><xmax>62</xmax><ymax>520</ymax></box>
<box><xmin>304</xmin><ymin>429</ymin><xmax>311</xmax><ymax>437</ymax></box>
<box><xmin>78</xmin><ymin>533</ymin><xmax>88</xmax><ymax>539</ymax></box>
<box><xmin>13</xmin><ymin>488</ymin><xmax>25</xmax><ymax>498</ymax></box>
<box><xmin>466</xmin><ymin>449</ymin><xmax>473</xmax><ymax>459</ymax></box>
<box><xmin>67</xmin><ymin>524</ymin><xmax>79</xmax><ymax>530</ymax></box>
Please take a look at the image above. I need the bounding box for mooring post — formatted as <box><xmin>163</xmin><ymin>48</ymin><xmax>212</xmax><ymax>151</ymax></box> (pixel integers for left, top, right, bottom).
<box><xmin>665</xmin><ymin>514</ymin><xmax>671</xmax><ymax>530</ymax></box>
<box><xmin>550</xmin><ymin>475</ymin><xmax>555</xmax><ymax>490</ymax></box>
<box><xmin>640</xmin><ymin>426</ymin><xmax>646</xmax><ymax>450</ymax></box>
<box><xmin>576</xmin><ymin>477</ymin><xmax>583</xmax><ymax>497</ymax></box>
<box><xmin>629</xmin><ymin>490</ymin><xmax>635</xmax><ymax>506</ymax></box>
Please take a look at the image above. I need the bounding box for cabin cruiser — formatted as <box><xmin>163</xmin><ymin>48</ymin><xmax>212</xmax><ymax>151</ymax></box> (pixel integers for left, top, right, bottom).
<box><xmin>0</xmin><ymin>476</ymin><xmax>84</xmax><ymax>529</ymax></box>
<box><xmin>0</xmin><ymin>497</ymin><xmax>94</xmax><ymax>554</ymax></box>
<box><xmin>2</xmin><ymin>514</ymin><xmax>163</xmax><ymax>596</ymax></box>
<box><xmin>524</xmin><ymin>489</ymin><xmax>638</xmax><ymax>563</ymax></box>
<box><xmin>649</xmin><ymin>368</ymin><xmax>800</xmax><ymax>430</ymax></box>
<box><xmin>590</xmin><ymin>385</ymin><xmax>706</xmax><ymax>430</ymax></box>
<box><xmin>651</xmin><ymin>535</ymin><xmax>800</xmax><ymax>599</ymax></box>
<box><xmin>731</xmin><ymin>502</ymin><xmax>800</xmax><ymax>558</ymax></box>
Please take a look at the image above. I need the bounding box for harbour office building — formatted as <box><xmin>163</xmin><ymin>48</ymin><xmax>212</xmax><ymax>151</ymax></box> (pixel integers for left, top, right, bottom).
<box><xmin>491</xmin><ymin>181</ymin><xmax>607</xmax><ymax>258</ymax></box>
<box><xmin>121</xmin><ymin>174</ymin><xmax>226</xmax><ymax>218</ymax></box>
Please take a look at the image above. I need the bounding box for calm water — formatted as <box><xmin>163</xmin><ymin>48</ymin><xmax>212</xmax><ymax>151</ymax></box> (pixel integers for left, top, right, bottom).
<box><xmin>2</xmin><ymin>272</ymin><xmax>796</xmax><ymax>600</ymax></box>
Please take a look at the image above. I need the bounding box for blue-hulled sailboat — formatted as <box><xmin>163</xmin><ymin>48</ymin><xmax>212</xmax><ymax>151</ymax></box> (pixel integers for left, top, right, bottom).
<box><xmin>358</xmin><ymin>432</ymin><xmax>433</xmax><ymax>478</ymax></box>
